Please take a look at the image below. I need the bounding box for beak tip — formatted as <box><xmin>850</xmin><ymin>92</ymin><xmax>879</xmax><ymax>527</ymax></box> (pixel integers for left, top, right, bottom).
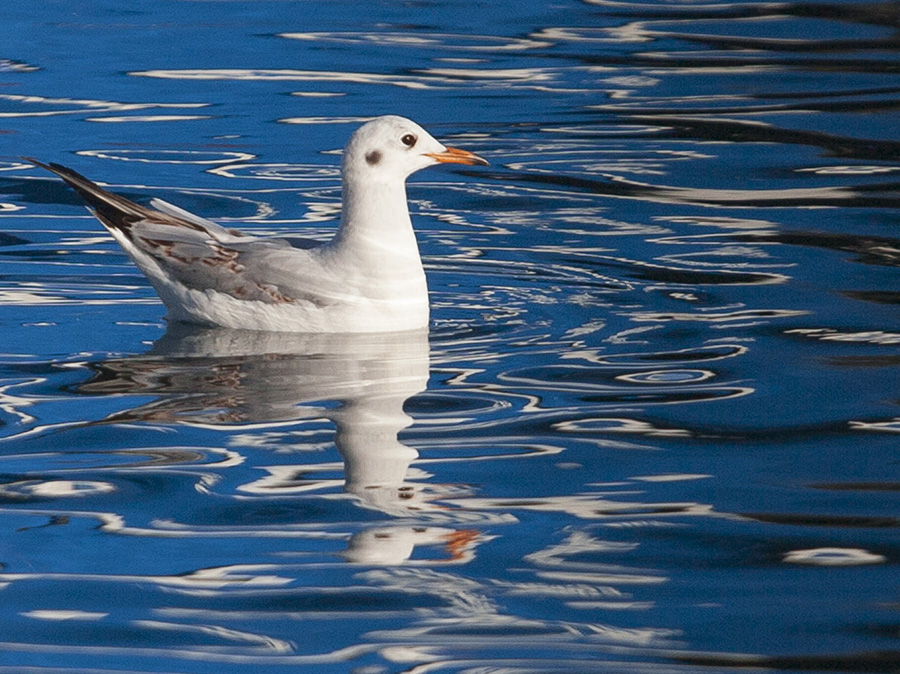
<box><xmin>429</xmin><ymin>146</ymin><xmax>490</xmax><ymax>167</ymax></box>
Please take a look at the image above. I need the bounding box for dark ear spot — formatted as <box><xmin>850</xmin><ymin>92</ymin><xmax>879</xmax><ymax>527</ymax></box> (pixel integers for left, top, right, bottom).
<box><xmin>365</xmin><ymin>150</ymin><xmax>382</xmax><ymax>166</ymax></box>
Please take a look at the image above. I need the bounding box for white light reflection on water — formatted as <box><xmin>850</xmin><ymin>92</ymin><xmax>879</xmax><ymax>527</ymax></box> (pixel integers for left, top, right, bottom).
<box><xmin>278</xmin><ymin>31</ymin><xmax>552</xmax><ymax>52</ymax></box>
<box><xmin>131</xmin><ymin>67</ymin><xmax>583</xmax><ymax>93</ymax></box>
<box><xmin>0</xmin><ymin>93</ymin><xmax>210</xmax><ymax>118</ymax></box>
<box><xmin>76</xmin><ymin>149</ymin><xmax>256</xmax><ymax>164</ymax></box>
<box><xmin>85</xmin><ymin>115</ymin><xmax>212</xmax><ymax>123</ymax></box>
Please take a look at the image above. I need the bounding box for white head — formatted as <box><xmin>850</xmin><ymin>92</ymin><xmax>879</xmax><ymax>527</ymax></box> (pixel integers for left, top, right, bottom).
<box><xmin>342</xmin><ymin>115</ymin><xmax>488</xmax><ymax>183</ymax></box>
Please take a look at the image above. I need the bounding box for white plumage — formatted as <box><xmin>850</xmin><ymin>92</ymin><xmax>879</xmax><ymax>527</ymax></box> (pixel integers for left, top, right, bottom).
<box><xmin>28</xmin><ymin>115</ymin><xmax>487</xmax><ymax>332</ymax></box>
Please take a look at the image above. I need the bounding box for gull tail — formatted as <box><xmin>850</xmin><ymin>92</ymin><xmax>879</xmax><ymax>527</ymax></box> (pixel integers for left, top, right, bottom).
<box><xmin>24</xmin><ymin>157</ymin><xmax>160</xmax><ymax>235</ymax></box>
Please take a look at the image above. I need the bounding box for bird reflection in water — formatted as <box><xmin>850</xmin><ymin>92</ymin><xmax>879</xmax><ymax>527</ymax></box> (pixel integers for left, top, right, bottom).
<box><xmin>75</xmin><ymin>324</ymin><xmax>481</xmax><ymax>564</ymax></box>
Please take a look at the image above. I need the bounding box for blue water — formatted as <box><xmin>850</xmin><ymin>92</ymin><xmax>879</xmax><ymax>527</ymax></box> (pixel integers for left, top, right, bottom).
<box><xmin>2</xmin><ymin>0</ymin><xmax>900</xmax><ymax>672</ymax></box>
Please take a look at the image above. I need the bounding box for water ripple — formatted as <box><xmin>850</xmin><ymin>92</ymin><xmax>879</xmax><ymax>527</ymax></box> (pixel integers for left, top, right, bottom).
<box><xmin>278</xmin><ymin>31</ymin><xmax>552</xmax><ymax>51</ymax></box>
<box><xmin>3</xmin><ymin>0</ymin><xmax>900</xmax><ymax>670</ymax></box>
<box><xmin>0</xmin><ymin>93</ymin><xmax>210</xmax><ymax>118</ymax></box>
<box><xmin>77</xmin><ymin>150</ymin><xmax>255</xmax><ymax>164</ymax></box>
<box><xmin>208</xmin><ymin>163</ymin><xmax>340</xmax><ymax>181</ymax></box>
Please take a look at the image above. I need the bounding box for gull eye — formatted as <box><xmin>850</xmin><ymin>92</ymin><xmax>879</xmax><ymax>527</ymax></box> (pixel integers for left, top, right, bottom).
<box><xmin>401</xmin><ymin>133</ymin><xmax>417</xmax><ymax>148</ymax></box>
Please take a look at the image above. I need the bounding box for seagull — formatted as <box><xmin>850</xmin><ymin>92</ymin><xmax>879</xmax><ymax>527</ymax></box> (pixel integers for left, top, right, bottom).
<box><xmin>27</xmin><ymin>115</ymin><xmax>488</xmax><ymax>332</ymax></box>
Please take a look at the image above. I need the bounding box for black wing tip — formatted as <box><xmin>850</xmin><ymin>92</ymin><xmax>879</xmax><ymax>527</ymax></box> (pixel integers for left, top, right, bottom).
<box><xmin>22</xmin><ymin>157</ymin><xmax>208</xmax><ymax>239</ymax></box>
<box><xmin>21</xmin><ymin>156</ymin><xmax>49</xmax><ymax>170</ymax></box>
<box><xmin>21</xmin><ymin>157</ymin><xmax>140</xmax><ymax>234</ymax></box>
<box><xmin>21</xmin><ymin>156</ymin><xmax>64</xmax><ymax>172</ymax></box>
<box><xmin>22</xmin><ymin>156</ymin><xmax>90</xmax><ymax>182</ymax></box>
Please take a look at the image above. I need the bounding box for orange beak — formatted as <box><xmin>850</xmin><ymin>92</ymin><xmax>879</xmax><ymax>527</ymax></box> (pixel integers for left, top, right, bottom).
<box><xmin>426</xmin><ymin>146</ymin><xmax>489</xmax><ymax>167</ymax></box>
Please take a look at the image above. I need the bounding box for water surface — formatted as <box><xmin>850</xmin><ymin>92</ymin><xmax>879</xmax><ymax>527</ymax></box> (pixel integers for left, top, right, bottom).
<box><xmin>1</xmin><ymin>0</ymin><xmax>900</xmax><ymax>672</ymax></box>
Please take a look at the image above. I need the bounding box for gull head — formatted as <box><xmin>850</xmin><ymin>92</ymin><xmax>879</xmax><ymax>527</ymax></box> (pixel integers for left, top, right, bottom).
<box><xmin>342</xmin><ymin>115</ymin><xmax>488</xmax><ymax>183</ymax></box>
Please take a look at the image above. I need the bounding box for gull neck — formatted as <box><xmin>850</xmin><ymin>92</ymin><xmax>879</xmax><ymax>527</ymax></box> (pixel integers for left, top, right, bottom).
<box><xmin>333</xmin><ymin>172</ymin><xmax>423</xmax><ymax>268</ymax></box>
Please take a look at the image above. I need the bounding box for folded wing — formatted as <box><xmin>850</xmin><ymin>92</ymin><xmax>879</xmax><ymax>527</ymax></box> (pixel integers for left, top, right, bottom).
<box><xmin>27</xmin><ymin>159</ymin><xmax>334</xmax><ymax>307</ymax></box>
